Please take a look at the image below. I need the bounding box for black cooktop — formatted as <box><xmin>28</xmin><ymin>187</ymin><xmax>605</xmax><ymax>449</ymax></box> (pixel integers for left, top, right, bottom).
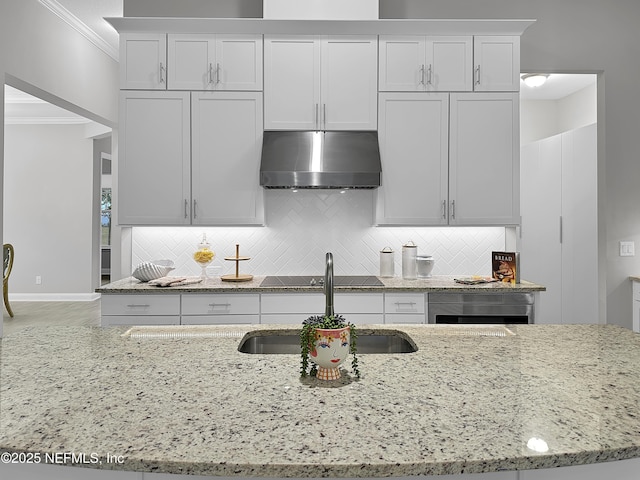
<box><xmin>260</xmin><ymin>275</ymin><xmax>383</xmax><ymax>287</ymax></box>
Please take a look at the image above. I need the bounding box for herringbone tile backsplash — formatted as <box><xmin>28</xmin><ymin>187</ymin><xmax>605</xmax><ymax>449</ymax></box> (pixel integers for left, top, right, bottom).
<box><xmin>132</xmin><ymin>190</ymin><xmax>506</xmax><ymax>277</ymax></box>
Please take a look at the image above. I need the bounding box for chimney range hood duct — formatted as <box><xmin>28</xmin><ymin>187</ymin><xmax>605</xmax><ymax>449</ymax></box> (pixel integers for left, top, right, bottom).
<box><xmin>260</xmin><ymin>131</ymin><xmax>382</xmax><ymax>189</ymax></box>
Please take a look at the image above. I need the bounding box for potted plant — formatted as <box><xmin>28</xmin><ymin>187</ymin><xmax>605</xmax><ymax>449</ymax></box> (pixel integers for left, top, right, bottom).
<box><xmin>300</xmin><ymin>314</ymin><xmax>360</xmax><ymax>380</ymax></box>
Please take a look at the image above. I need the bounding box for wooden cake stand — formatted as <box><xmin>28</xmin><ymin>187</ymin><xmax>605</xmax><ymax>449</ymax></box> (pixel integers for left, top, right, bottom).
<box><xmin>221</xmin><ymin>244</ymin><xmax>253</xmax><ymax>282</ymax></box>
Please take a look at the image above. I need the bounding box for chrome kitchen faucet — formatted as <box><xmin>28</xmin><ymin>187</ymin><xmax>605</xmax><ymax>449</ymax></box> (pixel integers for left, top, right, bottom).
<box><xmin>325</xmin><ymin>252</ymin><xmax>334</xmax><ymax>317</ymax></box>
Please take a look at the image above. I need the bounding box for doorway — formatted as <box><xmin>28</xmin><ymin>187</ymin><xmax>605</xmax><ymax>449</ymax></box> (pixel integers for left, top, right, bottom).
<box><xmin>519</xmin><ymin>73</ymin><xmax>598</xmax><ymax>324</ymax></box>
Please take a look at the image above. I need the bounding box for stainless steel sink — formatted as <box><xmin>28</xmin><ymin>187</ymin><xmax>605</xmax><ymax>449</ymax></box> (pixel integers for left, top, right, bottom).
<box><xmin>238</xmin><ymin>330</ymin><xmax>417</xmax><ymax>354</ymax></box>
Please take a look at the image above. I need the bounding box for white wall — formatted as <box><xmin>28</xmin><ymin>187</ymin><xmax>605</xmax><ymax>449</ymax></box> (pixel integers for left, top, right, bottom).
<box><xmin>3</xmin><ymin>124</ymin><xmax>95</xmax><ymax>298</ymax></box>
<box><xmin>521</xmin><ymin>83</ymin><xmax>597</xmax><ymax>145</ymax></box>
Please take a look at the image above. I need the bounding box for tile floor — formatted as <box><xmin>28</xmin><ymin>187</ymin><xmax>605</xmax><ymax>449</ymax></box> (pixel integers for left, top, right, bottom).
<box><xmin>2</xmin><ymin>300</ymin><xmax>101</xmax><ymax>336</ymax></box>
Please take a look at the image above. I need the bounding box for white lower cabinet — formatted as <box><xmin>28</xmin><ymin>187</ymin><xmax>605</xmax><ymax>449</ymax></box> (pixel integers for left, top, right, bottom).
<box><xmin>181</xmin><ymin>293</ymin><xmax>259</xmax><ymax>324</ymax></box>
<box><xmin>384</xmin><ymin>293</ymin><xmax>427</xmax><ymax>323</ymax></box>
<box><xmin>633</xmin><ymin>280</ymin><xmax>640</xmax><ymax>333</ymax></box>
<box><xmin>101</xmin><ymin>294</ymin><xmax>181</xmax><ymax>326</ymax></box>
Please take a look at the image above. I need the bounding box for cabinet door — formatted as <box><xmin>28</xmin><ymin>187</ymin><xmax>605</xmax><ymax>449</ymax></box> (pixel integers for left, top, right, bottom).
<box><xmin>120</xmin><ymin>33</ymin><xmax>167</xmax><ymax>90</ymax></box>
<box><xmin>376</xmin><ymin>92</ymin><xmax>449</xmax><ymax>225</ymax></box>
<box><xmin>191</xmin><ymin>92</ymin><xmax>264</xmax><ymax>225</ymax></box>
<box><xmin>425</xmin><ymin>36</ymin><xmax>473</xmax><ymax>91</ymax></box>
<box><xmin>119</xmin><ymin>91</ymin><xmax>191</xmax><ymax>225</ymax></box>
<box><xmin>167</xmin><ymin>34</ymin><xmax>216</xmax><ymax>90</ymax></box>
<box><xmin>378</xmin><ymin>36</ymin><xmax>426</xmax><ymax>91</ymax></box>
<box><xmin>473</xmin><ymin>36</ymin><xmax>520</xmax><ymax>91</ymax></box>
<box><xmin>264</xmin><ymin>36</ymin><xmax>320</xmax><ymax>129</ymax></box>
<box><xmin>449</xmin><ymin>93</ymin><xmax>519</xmax><ymax>225</ymax></box>
<box><xmin>321</xmin><ymin>36</ymin><xmax>378</xmax><ymax>130</ymax></box>
<box><xmin>216</xmin><ymin>34</ymin><xmax>263</xmax><ymax>91</ymax></box>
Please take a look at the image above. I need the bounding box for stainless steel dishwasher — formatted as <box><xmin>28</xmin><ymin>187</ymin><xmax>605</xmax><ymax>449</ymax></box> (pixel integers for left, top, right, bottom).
<box><xmin>427</xmin><ymin>292</ymin><xmax>534</xmax><ymax>324</ymax></box>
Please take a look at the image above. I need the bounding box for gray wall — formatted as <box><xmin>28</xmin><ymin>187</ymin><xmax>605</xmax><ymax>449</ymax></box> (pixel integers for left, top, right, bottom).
<box><xmin>124</xmin><ymin>0</ymin><xmax>263</xmax><ymax>17</ymax></box>
<box><xmin>380</xmin><ymin>0</ymin><xmax>635</xmax><ymax>327</ymax></box>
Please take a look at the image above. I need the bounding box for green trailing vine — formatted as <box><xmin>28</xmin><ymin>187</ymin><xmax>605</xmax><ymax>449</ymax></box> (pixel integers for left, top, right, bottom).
<box><xmin>300</xmin><ymin>314</ymin><xmax>360</xmax><ymax>379</ymax></box>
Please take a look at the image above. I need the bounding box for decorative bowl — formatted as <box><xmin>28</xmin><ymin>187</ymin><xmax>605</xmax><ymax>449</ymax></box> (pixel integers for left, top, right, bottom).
<box><xmin>132</xmin><ymin>260</ymin><xmax>175</xmax><ymax>282</ymax></box>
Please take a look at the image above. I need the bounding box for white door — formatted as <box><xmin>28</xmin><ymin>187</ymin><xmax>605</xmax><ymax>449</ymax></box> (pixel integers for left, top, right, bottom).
<box><xmin>560</xmin><ymin>124</ymin><xmax>598</xmax><ymax>324</ymax></box>
<box><xmin>376</xmin><ymin>93</ymin><xmax>449</xmax><ymax>225</ymax></box>
<box><xmin>215</xmin><ymin>35</ymin><xmax>263</xmax><ymax>91</ymax></box>
<box><xmin>120</xmin><ymin>33</ymin><xmax>167</xmax><ymax>90</ymax></box>
<box><xmin>167</xmin><ymin>34</ymin><xmax>215</xmax><ymax>90</ymax></box>
<box><xmin>321</xmin><ymin>36</ymin><xmax>378</xmax><ymax>130</ymax></box>
<box><xmin>119</xmin><ymin>91</ymin><xmax>191</xmax><ymax>225</ymax></box>
<box><xmin>449</xmin><ymin>92</ymin><xmax>519</xmax><ymax>225</ymax></box>
<box><xmin>425</xmin><ymin>36</ymin><xmax>473</xmax><ymax>91</ymax></box>
<box><xmin>520</xmin><ymin>137</ymin><xmax>562</xmax><ymax>323</ymax></box>
<box><xmin>264</xmin><ymin>36</ymin><xmax>320</xmax><ymax>130</ymax></box>
<box><xmin>473</xmin><ymin>36</ymin><xmax>520</xmax><ymax>91</ymax></box>
<box><xmin>191</xmin><ymin>92</ymin><xmax>264</xmax><ymax>225</ymax></box>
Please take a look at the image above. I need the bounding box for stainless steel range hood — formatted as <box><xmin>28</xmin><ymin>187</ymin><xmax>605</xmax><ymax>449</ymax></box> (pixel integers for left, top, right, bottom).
<box><xmin>260</xmin><ymin>131</ymin><xmax>381</xmax><ymax>189</ymax></box>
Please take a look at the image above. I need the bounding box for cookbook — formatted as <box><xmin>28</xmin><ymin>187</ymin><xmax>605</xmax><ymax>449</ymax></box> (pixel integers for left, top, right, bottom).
<box><xmin>491</xmin><ymin>251</ymin><xmax>520</xmax><ymax>284</ymax></box>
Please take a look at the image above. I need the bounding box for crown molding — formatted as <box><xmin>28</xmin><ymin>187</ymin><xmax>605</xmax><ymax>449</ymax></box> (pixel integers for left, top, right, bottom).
<box><xmin>39</xmin><ymin>0</ymin><xmax>118</xmax><ymax>60</ymax></box>
<box><xmin>5</xmin><ymin>116</ymin><xmax>91</xmax><ymax>125</ymax></box>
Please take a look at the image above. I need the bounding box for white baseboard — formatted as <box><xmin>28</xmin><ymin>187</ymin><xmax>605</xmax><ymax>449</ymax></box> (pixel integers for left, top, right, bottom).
<box><xmin>9</xmin><ymin>293</ymin><xmax>101</xmax><ymax>302</ymax></box>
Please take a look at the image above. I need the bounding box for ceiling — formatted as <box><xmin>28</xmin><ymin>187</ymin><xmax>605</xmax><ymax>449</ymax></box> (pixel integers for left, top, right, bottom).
<box><xmin>4</xmin><ymin>1</ymin><xmax>597</xmax><ymax>123</ymax></box>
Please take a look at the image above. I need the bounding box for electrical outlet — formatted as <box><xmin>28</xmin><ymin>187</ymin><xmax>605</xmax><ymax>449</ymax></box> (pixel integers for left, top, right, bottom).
<box><xmin>620</xmin><ymin>241</ymin><xmax>635</xmax><ymax>257</ymax></box>
<box><xmin>35</xmin><ymin>275</ymin><xmax>42</xmax><ymax>285</ymax></box>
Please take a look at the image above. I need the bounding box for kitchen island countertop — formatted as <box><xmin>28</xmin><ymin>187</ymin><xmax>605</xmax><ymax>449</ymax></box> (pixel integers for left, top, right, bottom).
<box><xmin>96</xmin><ymin>275</ymin><xmax>545</xmax><ymax>294</ymax></box>
<box><xmin>1</xmin><ymin>323</ymin><xmax>638</xmax><ymax>477</ymax></box>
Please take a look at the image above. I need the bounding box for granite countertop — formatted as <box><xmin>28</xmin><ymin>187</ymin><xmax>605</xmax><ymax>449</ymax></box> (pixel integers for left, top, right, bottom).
<box><xmin>1</xmin><ymin>324</ymin><xmax>638</xmax><ymax>477</ymax></box>
<box><xmin>96</xmin><ymin>275</ymin><xmax>545</xmax><ymax>294</ymax></box>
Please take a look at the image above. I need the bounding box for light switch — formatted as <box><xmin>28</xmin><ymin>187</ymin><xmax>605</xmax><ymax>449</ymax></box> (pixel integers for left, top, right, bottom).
<box><xmin>620</xmin><ymin>241</ymin><xmax>635</xmax><ymax>257</ymax></box>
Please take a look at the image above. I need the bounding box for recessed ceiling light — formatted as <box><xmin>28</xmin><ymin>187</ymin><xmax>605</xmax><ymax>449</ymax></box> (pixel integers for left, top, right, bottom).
<box><xmin>521</xmin><ymin>73</ymin><xmax>550</xmax><ymax>88</ymax></box>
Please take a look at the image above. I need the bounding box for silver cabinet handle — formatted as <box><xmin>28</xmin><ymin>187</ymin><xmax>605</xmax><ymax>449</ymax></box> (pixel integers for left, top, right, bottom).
<box><xmin>159</xmin><ymin>62</ymin><xmax>165</xmax><ymax>84</ymax></box>
<box><xmin>418</xmin><ymin>64</ymin><xmax>425</xmax><ymax>85</ymax></box>
<box><xmin>395</xmin><ymin>302</ymin><xmax>416</xmax><ymax>306</ymax></box>
<box><xmin>427</xmin><ymin>64</ymin><xmax>433</xmax><ymax>85</ymax></box>
<box><xmin>442</xmin><ymin>200</ymin><xmax>447</xmax><ymax>219</ymax></box>
<box><xmin>475</xmin><ymin>65</ymin><xmax>481</xmax><ymax>85</ymax></box>
<box><xmin>193</xmin><ymin>199</ymin><xmax>197</xmax><ymax>219</ymax></box>
<box><xmin>184</xmin><ymin>199</ymin><xmax>188</xmax><ymax>219</ymax></box>
<box><xmin>209</xmin><ymin>63</ymin><xmax>214</xmax><ymax>84</ymax></box>
<box><xmin>216</xmin><ymin>63</ymin><xmax>221</xmax><ymax>85</ymax></box>
<box><xmin>208</xmin><ymin>303</ymin><xmax>231</xmax><ymax>307</ymax></box>
<box><xmin>451</xmin><ymin>200</ymin><xmax>456</xmax><ymax>219</ymax></box>
<box><xmin>127</xmin><ymin>304</ymin><xmax>150</xmax><ymax>308</ymax></box>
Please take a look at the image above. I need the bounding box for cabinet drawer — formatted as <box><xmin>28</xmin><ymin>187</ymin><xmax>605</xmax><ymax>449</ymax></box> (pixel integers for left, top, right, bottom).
<box><xmin>101</xmin><ymin>294</ymin><xmax>180</xmax><ymax>316</ymax></box>
<box><xmin>344</xmin><ymin>314</ymin><xmax>384</xmax><ymax>324</ymax></box>
<box><xmin>101</xmin><ymin>315</ymin><xmax>180</xmax><ymax>327</ymax></box>
<box><xmin>260</xmin><ymin>294</ymin><xmax>324</xmax><ymax>314</ymax></box>
<box><xmin>181</xmin><ymin>314</ymin><xmax>259</xmax><ymax>325</ymax></box>
<box><xmin>335</xmin><ymin>293</ymin><xmax>383</xmax><ymax>314</ymax></box>
<box><xmin>182</xmin><ymin>294</ymin><xmax>259</xmax><ymax>315</ymax></box>
<box><xmin>385</xmin><ymin>313</ymin><xmax>426</xmax><ymax>324</ymax></box>
<box><xmin>385</xmin><ymin>293</ymin><xmax>426</xmax><ymax>314</ymax></box>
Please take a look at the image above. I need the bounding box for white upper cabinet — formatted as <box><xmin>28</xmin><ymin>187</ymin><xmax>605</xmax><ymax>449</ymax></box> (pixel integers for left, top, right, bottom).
<box><xmin>264</xmin><ymin>35</ymin><xmax>378</xmax><ymax>130</ymax></box>
<box><xmin>119</xmin><ymin>91</ymin><xmax>191</xmax><ymax>225</ymax></box>
<box><xmin>191</xmin><ymin>92</ymin><xmax>264</xmax><ymax>225</ymax></box>
<box><xmin>120</xmin><ymin>33</ymin><xmax>167</xmax><ymax>90</ymax></box>
<box><xmin>473</xmin><ymin>36</ymin><xmax>520</xmax><ymax>91</ymax></box>
<box><xmin>377</xmin><ymin>92</ymin><xmax>519</xmax><ymax>226</ymax></box>
<box><xmin>167</xmin><ymin>34</ymin><xmax>263</xmax><ymax>91</ymax></box>
<box><xmin>376</xmin><ymin>92</ymin><xmax>449</xmax><ymax>225</ymax></box>
<box><xmin>379</xmin><ymin>36</ymin><xmax>473</xmax><ymax>92</ymax></box>
<box><xmin>449</xmin><ymin>92</ymin><xmax>520</xmax><ymax>225</ymax></box>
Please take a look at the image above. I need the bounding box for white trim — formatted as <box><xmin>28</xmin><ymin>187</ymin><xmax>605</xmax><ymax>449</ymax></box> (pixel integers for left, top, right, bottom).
<box><xmin>9</xmin><ymin>293</ymin><xmax>101</xmax><ymax>302</ymax></box>
<box><xmin>38</xmin><ymin>0</ymin><xmax>119</xmax><ymax>61</ymax></box>
<box><xmin>5</xmin><ymin>116</ymin><xmax>91</xmax><ymax>125</ymax></box>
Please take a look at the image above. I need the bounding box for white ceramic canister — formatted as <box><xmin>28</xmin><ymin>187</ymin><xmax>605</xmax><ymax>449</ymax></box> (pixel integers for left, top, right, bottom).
<box><xmin>380</xmin><ymin>247</ymin><xmax>395</xmax><ymax>277</ymax></box>
<box><xmin>417</xmin><ymin>255</ymin><xmax>435</xmax><ymax>278</ymax></box>
<box><xmin>402</xmin><ymin>241</ymin><xmax>417</xmax><ymax>280</ymax></box>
